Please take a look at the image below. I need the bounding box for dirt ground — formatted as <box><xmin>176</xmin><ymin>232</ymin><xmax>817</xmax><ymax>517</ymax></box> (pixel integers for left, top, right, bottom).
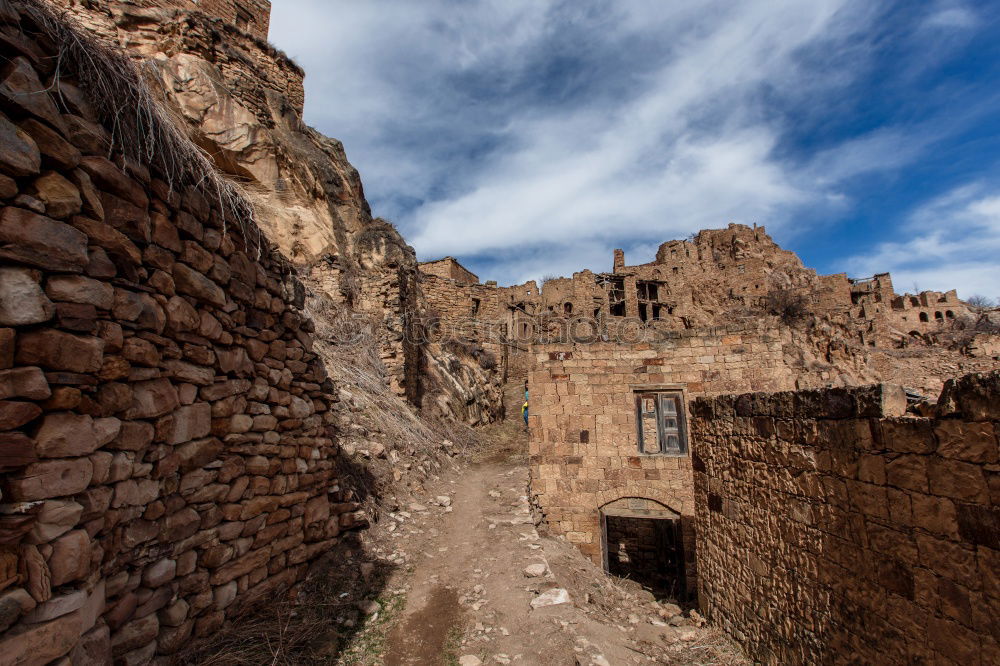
<box><xmin>183</xmin><ymin>421</ymin><xmax>747</xmax><ymax>665</ymax></box>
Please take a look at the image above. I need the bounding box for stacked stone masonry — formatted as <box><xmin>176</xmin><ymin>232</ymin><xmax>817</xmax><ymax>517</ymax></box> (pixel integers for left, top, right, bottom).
<box><xmin>419</xmin><ymin>225</ymin><xmax>977</xmax><ymax>357</ymax></box>
<box><xmin>0</xmin><ymin>5</ymin><xmax>361</xmax><ymax>663</ymax></box>
<box><xmin>690</xmin><ymin>373</ymin><xmax>1000</xmax><ymax>665</ymax></box>
<box><xmin>528</xmin><ymin>327</ymin><xmax>804</xmax><ymax>596</ymax></box>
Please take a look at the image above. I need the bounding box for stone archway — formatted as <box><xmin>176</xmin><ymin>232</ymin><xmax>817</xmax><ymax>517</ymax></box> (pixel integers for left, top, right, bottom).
<box><xmin>599</xmin><ymin>497</ymin><xmax>687</xmax><ymax>600</ymax></box>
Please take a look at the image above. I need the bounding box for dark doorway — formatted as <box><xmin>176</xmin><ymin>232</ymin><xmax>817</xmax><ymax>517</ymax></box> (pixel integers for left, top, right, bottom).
<box><xmin>604</xmin><ymin>514</ymin><xmax>685</xmax><ymax>599</ymax></box>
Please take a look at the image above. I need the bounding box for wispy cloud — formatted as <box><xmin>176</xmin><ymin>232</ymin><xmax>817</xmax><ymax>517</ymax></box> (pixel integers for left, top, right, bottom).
<box><xmin>844</xmin><ymin>183</ymin><xmax>1000</xmax><ymax>298</ymax></box>
<box><xmin>270</xmin><ymin>0</ymin><xmax>996</xmax><ymax>289</ymax></box>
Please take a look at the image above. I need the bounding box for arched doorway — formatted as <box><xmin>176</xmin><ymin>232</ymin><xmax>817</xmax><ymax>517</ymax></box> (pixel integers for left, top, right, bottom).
<box><xmin>600</xmin><ymin>497</ymin><xmax>686</xmax><ymax>600</ymax></box>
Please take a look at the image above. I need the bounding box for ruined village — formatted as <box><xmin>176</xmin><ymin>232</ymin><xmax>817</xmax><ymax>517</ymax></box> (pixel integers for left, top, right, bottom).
<box><xmin>0</xmin><ymin>1</ymin><xmax>997</xmax><ymax>665</ymax></box>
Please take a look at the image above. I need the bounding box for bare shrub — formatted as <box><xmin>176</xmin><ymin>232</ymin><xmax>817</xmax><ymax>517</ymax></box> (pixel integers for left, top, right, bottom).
<box><xmin>18</xmin><ymin>0</ymin><xmax>263</xmax><ymax>251</ymax></box>
<box><xmin>765</xmin><ymin>288</ymin><xmax>811</xmax><ymax>323</ymax></box>
<box><xmin>966</xmin><ymin>294</ymin><xmax>996</xmax><ymax>312</ymax></box>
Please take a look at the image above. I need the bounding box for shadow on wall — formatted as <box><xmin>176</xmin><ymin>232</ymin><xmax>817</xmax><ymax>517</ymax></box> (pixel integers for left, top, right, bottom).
<box><xmin>178</xmin><ymin>453</ymin><xmax>396</xmax><ymax>663</ymax></box>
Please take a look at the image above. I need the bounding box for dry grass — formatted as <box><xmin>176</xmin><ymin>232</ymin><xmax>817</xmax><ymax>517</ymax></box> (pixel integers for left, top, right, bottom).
<box><xmin>15</xmin><ymin>0</ymin><xmax>264</xmax><ymax>253</ymax></box>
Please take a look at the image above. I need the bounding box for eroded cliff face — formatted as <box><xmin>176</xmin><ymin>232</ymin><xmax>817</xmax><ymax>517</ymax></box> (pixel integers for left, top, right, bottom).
<box><xmin>51</xmin><ymin>0</ymin><xmax>370</xmax><ymax>266</ymax></box>
<box><xmin>52</xmin><ymin>0</ymin><xmax>506</xmax><ymax>427</ymax></box>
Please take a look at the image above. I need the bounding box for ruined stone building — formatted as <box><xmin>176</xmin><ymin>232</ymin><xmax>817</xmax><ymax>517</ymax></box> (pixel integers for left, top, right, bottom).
<box><xmin>0</xmin><ymin>0</ymin><xmax>996</xmax><ymax>664</ymax></box>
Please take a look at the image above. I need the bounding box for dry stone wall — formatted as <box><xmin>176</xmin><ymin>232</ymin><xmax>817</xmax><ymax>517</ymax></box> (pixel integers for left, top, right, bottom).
<box><xmin>0</xmin><ymin>5</ymin><xmax>362</xmax><ymax>663</ymax></box>
<box><xmin>690</xmin><ymin>373</ymin><xmax>1000</xmax><ymax>665</ymax></box>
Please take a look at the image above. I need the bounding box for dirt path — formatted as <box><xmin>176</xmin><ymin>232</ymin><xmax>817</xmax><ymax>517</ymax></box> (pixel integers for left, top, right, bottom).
<box><xmin>360</xmin><ymin>454</ymin><xmax>746</xmax><ymax>665</ymax></box>
<box><xmin>183</xmin><ymin>424</ymin><xmax>747</xmax><ymax>665</ymax></box>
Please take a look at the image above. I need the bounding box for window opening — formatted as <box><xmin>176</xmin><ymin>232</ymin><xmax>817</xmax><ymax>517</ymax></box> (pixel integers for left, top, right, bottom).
<box><xmin>635</xmin><ymin>391</ymin><xmax>687</xmax><ymax>455</ymax></box>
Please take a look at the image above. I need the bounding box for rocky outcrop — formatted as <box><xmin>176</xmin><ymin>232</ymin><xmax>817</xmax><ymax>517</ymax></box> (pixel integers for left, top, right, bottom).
<box><xmin>51</xmin><ymin>0</ymin><xmax>506</xmax><ymax>428</ymax></box>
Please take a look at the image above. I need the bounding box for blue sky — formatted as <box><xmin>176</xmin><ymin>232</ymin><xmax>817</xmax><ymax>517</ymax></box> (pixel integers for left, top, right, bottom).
<box><xmin>270</xmin><ymin>0</ymin><xmax>1000</xmax><ymax>298</ymax></box>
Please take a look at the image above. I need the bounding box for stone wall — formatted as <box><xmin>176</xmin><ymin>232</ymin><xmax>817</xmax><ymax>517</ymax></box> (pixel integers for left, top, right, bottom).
<box><xmin>528</xmin><ymin>325</ymin><xmax>799</xmax><ymax>595</ymax></box>
<box><xmin>0</xmin><ymin>6</ymin><xmax>361</xmax><ymax>662</ymax></box>
<box><xmin>689</xmin><ymin>373</ymin><xmax>1000</xmax><ymax>665</ymax></box>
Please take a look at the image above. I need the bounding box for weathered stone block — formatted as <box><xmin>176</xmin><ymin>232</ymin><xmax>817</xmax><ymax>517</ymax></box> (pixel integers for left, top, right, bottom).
<box><xmin>4</xmin><ymin>457</ymin><xmax>93</xmax><ymax>501</ymax></box>
<box><xmin>0</xmin><ymin>400</ymin><xmax>41</xmax><ymax>430</ymax></box>
<box><xmin>0</xmin><ymin>609</ymin><xmax>81</xmax><ymax>665</ymax></box>
<box><xmin>156</xmin><ymin>403</ymin><xmax>211</xmax><ymax>445</ymax></box>
<box><xmin>0</xmin><ymin>207</ymin><xmax>89</xmax><ymax>272</ymax></box>
<box><xmin>45</xmin><ymin>275</ymin><xmax>114</xmax><ymax>310</ymax></box>
<box><xmin>15</xmin><ymin>329</ymin><xmax>103</xmax><ymax>373</ymax></box>
<box><xmin>48</xmin><ymin>529</ymin><xmax>91</xmax><ymax>586</ymax></box>
<box><xmin>124</xmin><ymin>378</ymin><xmax>179</xmax><ymax>419</ymax></box>
<box><xmin>0</xmin><ymin>367</ymin><xmax>49</xmax><ymax>400</ymax></box>
<box><xmin>0</xmin><ymin>267</ymin><xmax>53</xmax><ymax>325</ymax></box>
<box><xmin>0</xmin><ymin>113</ymin><xmax>40</xmax><ymax>177</ymax></box>
<box><xmin>34</xmin><ymin>412</ymin><xmax>98</xmax><ymax>457</ymax></box>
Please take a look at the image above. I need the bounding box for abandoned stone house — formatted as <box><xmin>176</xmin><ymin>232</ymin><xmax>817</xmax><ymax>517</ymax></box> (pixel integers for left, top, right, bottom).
<box><xmin>0</xmin><ymin>0</ymin><xmax>996</xmax><ymax>664</ymax></box>
<box><xmin>418</xmin><ymin>224</ymin><xmax>974</xmax><ymax>354</ymax></box>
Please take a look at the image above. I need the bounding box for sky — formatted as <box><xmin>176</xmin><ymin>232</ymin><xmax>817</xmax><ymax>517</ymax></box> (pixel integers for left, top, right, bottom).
<box><xmin>269</xmin><ymin>0</ymin><xmax>1000</xmax><ymax>298</ymax></box>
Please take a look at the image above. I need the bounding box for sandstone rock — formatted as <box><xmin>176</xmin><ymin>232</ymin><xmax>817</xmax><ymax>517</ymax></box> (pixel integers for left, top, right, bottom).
<box><xmin>0</xmin><ymin>57</ymin><xmax>65</xmax><ymax>130</ymax></box>
<box><xmin>0</xmin><ymin>431</ymin><xmax>35</xmax><ymax>470</ymax></box>
<box><xmin>156</xmin><ymin>618</ymin><xmax>194</xmax><ymax>655</ymax></box>
<box><xmin>162</xmin><ymin>359</ymin><xmax>213</xmax><ymax>385</ymax></box>
<box><xmin>0</xmin><ymin>609</ymin><xmax>81</xmax><ymax>665</ymax></box>
<box><xmin>15</xmin><ymin>329</ymin><xmax>104</xmax><ymax>373</ymax></box>
<box><xmin>29</xmin><ymin>171</ymin><xmax>82</xmax><ymax>219</ymax></box>
<box><xmin>18</xmin><ymin>118</ymin><xmax>80</xmax><ymax>171</ymax></box>
<box><xmin>111</xmin><ymin>613</ymin><xmax>159</xmax><ymax>656</ymax></box>
<box><xmin>173</xmin><ymin>262</ymin><xmax>225</xmax><ymax>307</ymax></box>
<box><xmin>6</xmin><ymin>457</ymin><xmax>93</xmax><ymax>501</ymax></box>
<box><xmin>78</xmin><ymin>156</ymin><xmax>148</xmax><ymax>210</ymax></box>
<box><xmin>69</xmin><ymin>622</ymin><xmax>111</xmax><ymax>666</ymax></box>
<box><xmin>0</xmin><ymin>207</ymin><xmax>89</xmax><ymax>272</ymax></box>
<box><xmin>0</xmin><ymin>400</ymin><xmax>41</xmax><ymax>430</ymax></box>
<box><xmin>69</xmin><ymin>216</ymin><xmax>141</xmax><ymax>265</ymax></box>
<box><xmin>156</xmin><ymin>403</ymin><xmax>212</xmax><ymax>445</ymax></box>
<box><xmin>93</xmin><ymin>416</ymin><xmax>122</xmax><ymax>445</ymax></box>
<box><xmin>34</xmin><ymin>412</ymin><xmax>98</xmax><ymax>457</ymax></box>
<box><xmin>124</xmin><ymin>378</ymin><xmax>179</xmax><ymax>419</ymax></box>
<box><xmin>0</xmin><ymin>267</ymin><xmax>53</xmax><ymax>325</ymax></box>
<box><xmin>0</xmin><ymin>367</ymin><xmax>50</xmax><ymax>400</ymax></box>
<box><xmin>0</xmin><ymin>113</ymin><xmax>39</xmax><ymax>177</ymax></box>
<box><xmin>111</xmin><ymin>420</ymin><xmax>155</xmax><ymax>451</ymax></box>
<box><xmin>21</xmin><ymin>544</ymin><xmax>50</xmax><ymax>603</ymax></box>
<box><xmin>48</xmin><ymin>529</ymin><xmax>91</xmax><ymax>586</ymax></box>
<box><xmin>25</xmin><ymin>500</ymin><xmax>83</xmax><ymax>544</ymax></box>
<box><xmin>70</xmin><ymin>168</ymin><xmax>103</xmax><ymax>220</ymax></box>
<box><xmin>141</xmin><ymin>558</ymin><xmax>176</xmax><ymax>588</ymax></box>
<box><xmin>213</xmin><ymin>580</ymin><xmax>237</xmax><ymax>610</ymax></box>
<box><xmin>0</xmin><ymin>587</ymin><xmax>35</xmax><ymax>632</ymax></box>
<box><xmin>21</xmin><ymin>588</ymin><xmax>86</xmax><ymax>623</ymax></box>
<box><xmin>45</xmin><ymin>275</ymin><xmax>114</xmax><ymax>310</ymax></box>
<box><xmin>158</xmin><ymin>598</ymin><xmax>189</xmax><ymax>627</ymax></box>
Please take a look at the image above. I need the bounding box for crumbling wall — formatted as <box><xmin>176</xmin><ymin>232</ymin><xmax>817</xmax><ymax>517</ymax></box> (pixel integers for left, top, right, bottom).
<box><xmin>0</xmin><ymin>3</ymin><xmax>362</xmax><ymax>662</ymax></box>
<box><xmin>690</xmin><ymin>373</ymin><xmax>999</xmax><ymax>665</ymax></box>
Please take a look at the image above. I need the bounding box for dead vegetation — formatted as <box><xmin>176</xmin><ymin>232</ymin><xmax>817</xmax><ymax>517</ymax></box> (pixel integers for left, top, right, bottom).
<box><xmin>764</xmin><ymin>287</ymin><xmax>811</xmax><ymax>324</ymax></box>
<box><xmin>16</xmin><ymin>0</ymin><xmax>264</xmax><ymax>251</ymax></box>
<box><xmin>179</xmin><ymin>540</ymin><xmax>399</xmax><ymax>665</ymax></box>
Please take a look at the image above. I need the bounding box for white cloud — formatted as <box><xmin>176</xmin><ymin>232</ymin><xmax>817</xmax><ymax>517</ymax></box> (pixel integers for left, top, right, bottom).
<box><xmin>269</xmin><ymin>0</ymin><xmax>990</xmax><ymax>286</ymax></box>
<box><xmin>844</xmin><ymin>183</ymin><xmax>1000</xmax><ymax>299</ymax></box>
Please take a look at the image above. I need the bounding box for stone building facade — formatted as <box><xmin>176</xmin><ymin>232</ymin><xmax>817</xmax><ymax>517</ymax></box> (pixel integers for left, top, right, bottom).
<box><xmin>690</xmin><ymin>373</ymin><xmax>999</xmax><ymax>665</ymax></box>
<box><xmin>0</xmin><ymin>2</ymin><xmax>362</xmax><ymax>661</ymax></box>
<box><xmin>420</xmin><ymin>224</ymin><xmax>975</xmax><ymax>357</ymax></box>
<box><xmin>527</xmin><ymin>326</ymin><xmax>803</xmax><ymax>596</ymax></box>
